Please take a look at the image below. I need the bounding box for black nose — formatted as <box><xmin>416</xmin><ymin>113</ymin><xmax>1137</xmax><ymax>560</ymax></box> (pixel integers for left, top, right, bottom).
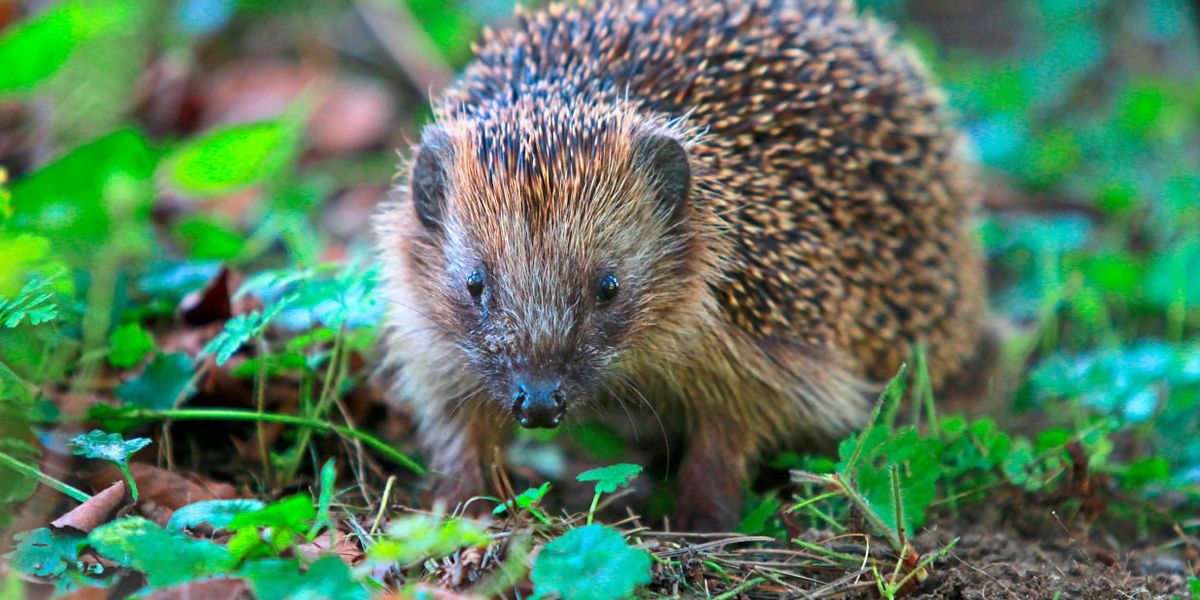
<box><xmin>512</xmin><ymin>378</ymin><xmax>565</xmax><ymax>428</ymax></box>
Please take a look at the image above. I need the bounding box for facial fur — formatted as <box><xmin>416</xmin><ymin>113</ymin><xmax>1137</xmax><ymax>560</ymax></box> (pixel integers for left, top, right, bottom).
<box><xmin>382</xmin><ymin>101</ymin><xmax>704</xmax><ymax>427</ymax></box>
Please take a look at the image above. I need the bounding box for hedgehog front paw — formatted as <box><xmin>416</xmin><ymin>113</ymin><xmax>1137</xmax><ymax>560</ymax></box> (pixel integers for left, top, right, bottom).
<box><xmin>425</xmin><ymin>475</ymin><xmax>489</xmax><ymax>519</ymax></box>
<box><xmin>672</xmin><ymin>492</ymin><xmax>741</xmax><ymax>533</ymax></box>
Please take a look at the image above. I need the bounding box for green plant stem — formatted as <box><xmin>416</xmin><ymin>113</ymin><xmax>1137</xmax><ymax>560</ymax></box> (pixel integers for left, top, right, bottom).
<box><xmin>712</xmin><ymin>577</ymin><xmax>765</xmax><ymax>600</ymax></box>
<box><xmin>703</xmin><ymin>560</ymin><xmax>732</xmax><ymax>584</ymax></box>
<box><xmin>832</xmin><ymin>473</ymin><xmax>903</xmax><ymax>551</ymax></box>
<box><xmin>586</xmin><ymin>491</ymin><xmax>601</xmax><ymax>525</ymax></box>
<box><xmin>789</xmin><ymin>491</ymin><xmax>840</xmax><ymax>513</ymax></box>
<box><xmin>104</xmin><ymin>408</ymin><xmax>425</xmax><ymax>475</ymax></box>
<box><xmin>285</xmin><ymin>328</ymin><xmax>345</xmax><ymax>482</ymax></box>
<box><xmin>892</xmin><ymin>538</ymin><xmax>958</xmax><ymax>591</ymax></box>
<box><xmin>890</xmin><ymin>465</ymin><xmax>907</xmax><ymax>552</ymax></box>
<box><xmin>789</xmin><ymin>537</ymin><xmax>860</xmax><ymax>564</ymax></box>
<box><xmin>254</xmin><ymin>336</ymin><xmax>273</xmax><ymax>486</ymax></box>
<box><xmin>0</xmin><ymin>450</ymin><xmax>92</xmax><ymax>503</ymax></box>
<box><xmin>119</xmin><ymin>463</ymin><xmax>139</xmax><ymax>502</ymax></box>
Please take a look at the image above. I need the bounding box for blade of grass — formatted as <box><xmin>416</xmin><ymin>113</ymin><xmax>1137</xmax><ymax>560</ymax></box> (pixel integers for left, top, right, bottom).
<box><xmin>284</xmin><ymin>327</ymin><xmax>345</xmax><ymax>483</ymax></box>
<box><xmin>0</xmin><ymin>450</ymin><xmax>92</xmax><ymax>503</ymax></box>
<box><xmin>98</xmin><ymin>407</ymin><xmax>425</xmax><ymax>475</ymax></box>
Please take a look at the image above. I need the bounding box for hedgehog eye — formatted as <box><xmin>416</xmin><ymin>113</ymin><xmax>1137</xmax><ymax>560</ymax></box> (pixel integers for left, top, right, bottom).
<box><xmin>597</xmin><ymin>273</ymin><xmax>620</xmax><ymax>303</ymax></box>
<box><xmin>466</xmin><ymin>269</ymin><xmax>485</xmax><ymax>299</ymax></box>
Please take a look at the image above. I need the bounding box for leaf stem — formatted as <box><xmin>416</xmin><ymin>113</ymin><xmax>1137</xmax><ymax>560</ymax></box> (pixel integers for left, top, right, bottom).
<box><xmin>254</xmin><ymin>336</ymin><xmax>273</xmax><ymax>486</ymax></box>
<box><xmin>0</xmin><ymin>450</ymin><xmax>92</xmax><ymax>503</ymax></box>
<box><xmin>586</xmin><ymin>491</ymin><xmax>601</xmax><ymax>525</ymax></box>
<box><xmin>119</xmin><ymin>463</ymin><xmax>139</xmax><ymax>502</ymax></box>
<box><xmin>285</xmin><ymin>327</ymin><xmax>345</xmax><ymax>482</ymax></box>
<box><xmin>831</xmin><ymin>473</ymin><xmax>903</xmax><ymax>551</ymax></box>
<box><xmin>99</xmin><ymin>407</ymin><xmax>425</xmax><ymax>475</ymax></box>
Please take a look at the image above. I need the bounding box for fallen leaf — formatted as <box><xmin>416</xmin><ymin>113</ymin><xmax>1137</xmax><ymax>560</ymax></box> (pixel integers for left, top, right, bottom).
<box><xmin>56</xmin><ymin>586</ymin><xmax>109</xmax><ymax>600</ymax></box>
<box><xmin>321</xmin><ymin>186</ymin><xmax>385</xmax><ymax>241</ymax></box>
<box><xmin>179</xmin><ymin>267</ymin><xmax>235</xmax><ymax>326</ymax></box>
<box><xmin>199</xmin><ymin>62</ymin><xmax>323</xmax><ymax>129</ymax></box>
<box><xmin>143</xmin><ymin>577</ymin><xmax>252</xmax><ymax>599</ymax></box>
<box><xmin>85</xmin><ymin>463</ymin><xmax>237</xmax><ymax>527</ymax></box>
<box><xmin>309</xmin><ymin>79</ymin><xmax>394</xmax><ymax>154</ymax></box>
<box><xmin>50</xmin><ymin>481</ymin><xmax>125</xmax><ymax>533</ymax></box>
<box><xmin>293</xmin><ymin>531</ymin><xmax>365</xmax><ymax>565</ymax></box>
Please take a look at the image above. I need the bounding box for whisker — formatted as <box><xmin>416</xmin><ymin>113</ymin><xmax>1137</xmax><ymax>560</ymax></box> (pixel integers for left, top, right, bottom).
<box><xmin>614</xmin><ymin>373</ymin><xmax>671</xmax><ymax>476</ymax></box>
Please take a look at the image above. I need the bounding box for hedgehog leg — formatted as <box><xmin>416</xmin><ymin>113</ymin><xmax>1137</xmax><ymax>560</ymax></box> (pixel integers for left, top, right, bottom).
<box><xmin>673</xmin><ymin>419</ymin><xmax>754</xmax><ymax>532</ymax></box>
<box><xmin>421</xmin><ymin>412</ymin><xmax>498</xmax><ymax>518</ymax></box>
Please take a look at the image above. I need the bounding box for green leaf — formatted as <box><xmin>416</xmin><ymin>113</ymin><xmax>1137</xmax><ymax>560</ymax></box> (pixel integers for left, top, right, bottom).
<box><xmin>839</xmin><ymin>427</ymin><xmax>942</xmax><ymax>535</ymax></box>
<box><xmin>89</xmin><ymin>517</ymin><xmax>235</xmax><ymax>587</ymax></box>
<box><xmin>312</xmin><ymin>459</ymin><xmax>337</xmax><ymax>536</ymax></box>
<box><xmin>108</xmin><ymin>323</ymin><xmax>155</xmax><ymax>368</ymax></box>
<box><xmin>70</xmin><ymin>430</ymin><xmax>150</xmax><ymax>466</ymax></box>
<box><xmin>167</xmin><ymin>499</ymin><xmax>266</xmax><ymax>532</ymax></box>
<box><xmin>232</xmin><ymin>261</ymin><xmax>383</xmax><ymax>333</ymax></box>
<box><xmin>170</xmin><ymin>215</ymin><xmax>246</xmax><ymax>261</ymax></box>
<box><xmin>226</xmin><ymin>495</ymin><xmax>315</xmax><ymax>560</ymax></box>
<box><xmin>576</xmin><ymin>464</ymin><xmax>642</xmax><ymax>495</ymax></box>
<box><xmin>1036</xmin><ymin>428</ymin><xmax>1070</xmax><ymax>451</ymax></box>
<box><xmin>1145</xmin><ymin>239</ymin><xmax>1200</xmax><ymax>311</ymax></box>
<box><xmin>0</xmin><ymin>274</ymin><xmax>59</xmax><ymax>328</ymax></box>
<box><xmin>4</xmin><ymin>527</ymin><xmax>84</xmax><ymax>578</ymax></box>
<box><xmin>493</xmin><ymin>481</ymin><xmax>550</xmax><ymax>517</ymax></box>
<box><xmin>231</xmin><ymin>351</ymin><xmax>312</xmax><ymax>378</ymax></box>
<box><xmin>137</xmin><ymin>261</ymin><xmax>222</xmax><ymax>301</ymax></box>
<box><xmin>1120</xmin><ymin>457</ymin><xmax>1170</xmax><ymax>490</ymax></box>
<box><xmin>531</xmin><ymin>524</ymin><xmax>651</xmax><ymax>600</ymax></box>
<box><xmin>0</xmin><ymin>234</ymin><xmax>54</xmax><ymax>298</ymax></box>
<box><xmin>116</xmin><ymin>352</ymin><xmax>196</xmax><ymax>410</ymax></box>
<box><xmin>240</xmin><ymin>556</ymin><xmax>366</xmax><ymax>600</ymax></box>
<box><xmin>200</xmin><ymin>296</ymin><xmax>295</xmax><ymax>365</ymax></box>
<box><xmin>10</xmin><ymin>129</ymin><xmax>157</xmax><ymax>256</ymax></box>
<box><xmin>0</xmin><ymin>0</ymin><xmax>130</xmax><ymax>92</ymax></box>
<box><xmin>167</xmin><ymin>120</ymin><xmax>299</xmax><ymax>196</ymax></box>
<box><xmin>368</xmin><ymin>514</ymin><xmax>490</xmax><ymax>564</ymax></box>
<box><xmin>737</xmin><ymin>492</ymin><xmax>781</xmax><ymax>536</ymax></box>
<box><xmin>572</xmin><ymin>422</ymin><xmax>625</xmax><ymax>460</ymax></box>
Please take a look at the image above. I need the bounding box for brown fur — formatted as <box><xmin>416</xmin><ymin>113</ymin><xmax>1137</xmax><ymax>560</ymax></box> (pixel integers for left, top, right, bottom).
<box><xmin>374</xmin><ymin>0</ymin><xmax>989</xmax><ymax>530</ymax></box>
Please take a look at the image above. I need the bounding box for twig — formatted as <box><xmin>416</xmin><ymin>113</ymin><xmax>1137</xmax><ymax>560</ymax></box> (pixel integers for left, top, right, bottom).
<box><xmin>371</xmin><ymin>475</ymin><xmax>397</xmax><ymax>534</ymax></box>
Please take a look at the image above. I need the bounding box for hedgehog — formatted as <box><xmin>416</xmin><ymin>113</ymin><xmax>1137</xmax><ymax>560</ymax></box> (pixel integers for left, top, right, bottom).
<box><xmin>374</xmin><ymin>0</ymin><xmax>990</xmax><ymax>531</ymax></box>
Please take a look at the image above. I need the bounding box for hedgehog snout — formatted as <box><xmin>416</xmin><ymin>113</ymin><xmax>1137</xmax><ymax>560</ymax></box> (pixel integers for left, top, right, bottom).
<box><xmin>510</xmin><ymin>375</ymin><xmax>566</xmax><ymax>429</ymax></box>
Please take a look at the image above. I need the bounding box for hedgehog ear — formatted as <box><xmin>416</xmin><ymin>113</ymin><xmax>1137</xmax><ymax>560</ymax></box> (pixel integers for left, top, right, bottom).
<box><xmin>634</xmin><ymin>133</ymin><xmax>691</xmax><ymax>222</ymax></box>
<box><xmin>410</xmin><ymin>132</ymin><xmax>450</xmax><ymax>231</ymax></box>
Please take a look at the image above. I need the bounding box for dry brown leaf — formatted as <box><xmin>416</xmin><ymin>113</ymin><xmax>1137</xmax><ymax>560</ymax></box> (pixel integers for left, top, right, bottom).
<box><xmin>179</xmin><ymin>267</ymin><xmax>236</xmax><ymax>326</ymax></box>
<box><xmin>85</xmin><ymin>463</ymin><xmax>237</xmax><ymax>527</ymax></box>
<box><xmin>199</xmin><ymin>62</ymin><xmax>324</xmax><ymax>128</ymax></box>
<box><xmin>56</xmin><ymin>585</ymin><xmax>110</xmax><ymax>600</ymax></box>
<box><xmin>50</xmin><ymin>481</ymin><xmax>126</xmax><ymax>533</ymax></box>
<box><xmin>309</xmin><ymin>79</ymin><xmax>394</xmax><ymax>154</ymax></box>
<box><xmin>143</xmin><ymin>577</ymin><xmax>252</xmax><ymax>600</ymax></box>
<box><xmin>293</xmin><ymin>531</ymin><xmax>366</xmax><ymax>565</ymax></box>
